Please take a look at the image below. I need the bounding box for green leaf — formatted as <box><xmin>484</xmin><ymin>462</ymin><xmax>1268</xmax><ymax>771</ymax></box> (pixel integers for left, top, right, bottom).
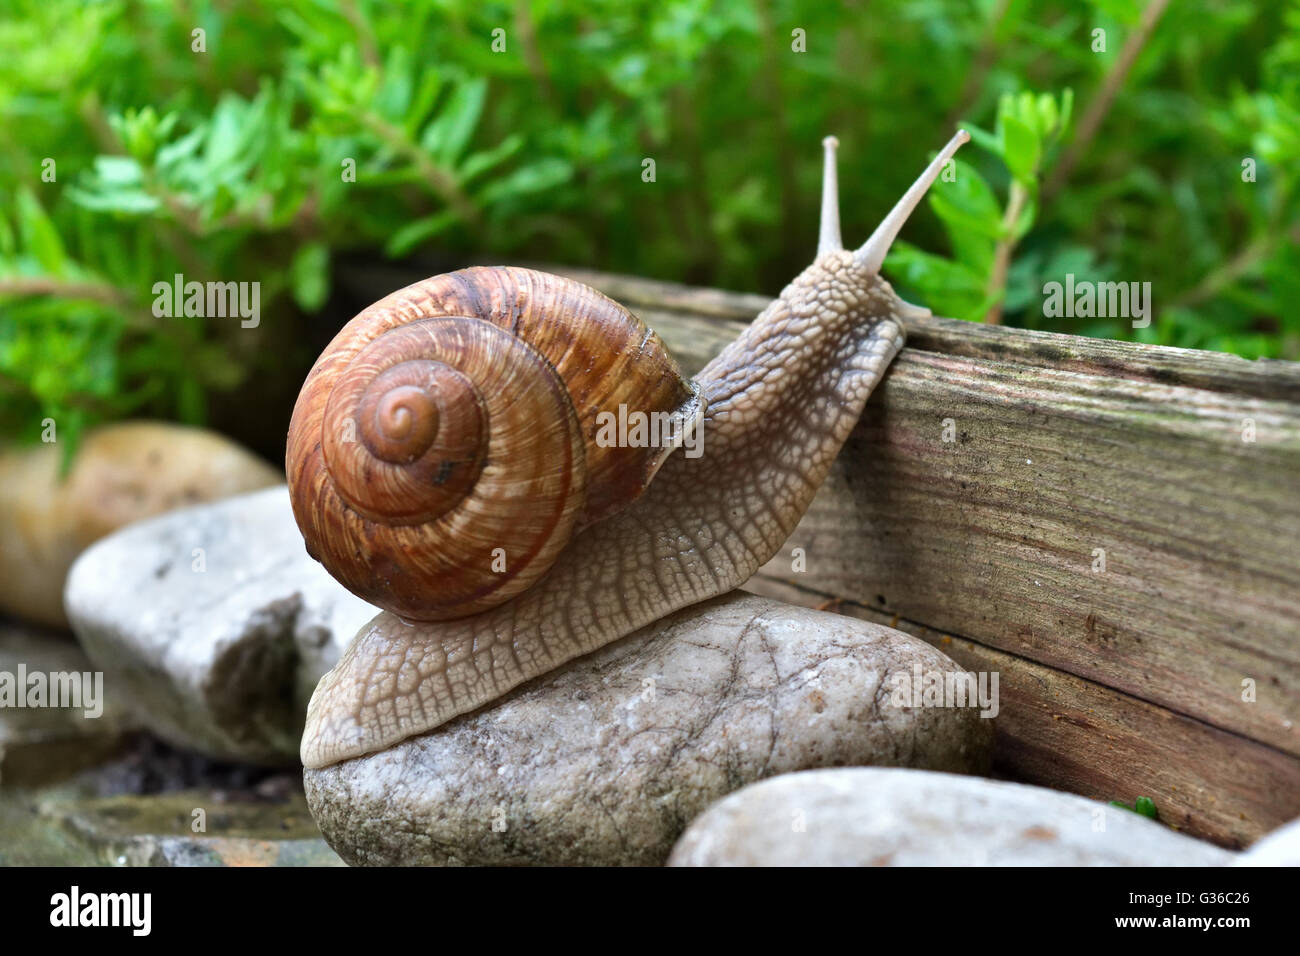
<box><xmin>1057</xmin><ymin>88</ymin><xmax>1074</xmax><ymax>139</ymax></box>
<box><xmin>1036</xmin><ymin>93</ymin><xmax>1058</xmax><ymax>138</ymax></box>
<box><xmin>929</xmin><ymin>158</ymin><xmax>1004</xmax><ymax>239</ymax></box>
<box><xmin>289</xmin><ymin>241</ymin><xmax>329</xmax><ymax>311</ymax></box>
<box><xmin>92</xmin><ymin>155</ymin><xmax>146</xmax><ymax>186</ymax></box>
<box><xmin>155</xmin><ymin>127</ymin><xmax>206</xmax><ymax>172</ymax></box>
<box><xmin>948</xmin><ymin>227</ymin><xmax>996</xmax><ymax>275</ymax></box>
<box><xmin>961</xmin><ymin>123</ymin><xmax>1001</xmax><ymax>156</ymax></box>
<box><xmin>385</xmin><ymin>210</ymin><xmax>460</xmax><ymax>257</ymax></box>
<box><xmin>375</xmin><ymin>45</ymin><xmax>415</xmax><ymax>122</ymax></box>
<box><xmin>0</xmin><ymin>210</ymin><xmax>14</xmax><ymax>256</ymax></box>
<box><xmin>422</xmin><ymin>78</ymin><xmax>488</xmax><ymax>167</ymax></box>
<box><xmin>1110</xmin><ymin>797</ymin><xmax>1159</xmax><ymax>820</ymax></box>
<box><xmin>1001</xmin><ymin>113</ymin><xmax>1042</xmax><ymax>184</ymax></box>
<box><xmin>885</xmin><ymin>242</ymin><xmax>997</xmax><ymax>321</ymax></box>
<box><xmin>406</xmin><ymin>71</ymin><xmax>444</xmax><ymax>139</ymax></box>
<box><xmin>458</xmin><ymin>133</ymin><xmax>524</xmax><ymax>184</ymax></box>
<box><xmin>65</xmin><ymin>186</ymin><xmax>160</xmax><ymax>215</ymax></box>
<box><xmin>886</xmin><ymin>242</ymin><xmax>987</xmax><ymax>295</ymax></box>
<box><xmin>16</xmin><ymin>189</ymin><xmax>67</xmax><ymax>275</ymax></box>
<box><xmin>477</xmin><ymin>158</ymin><xmax>573</xmax><ymax>205</ymax></box>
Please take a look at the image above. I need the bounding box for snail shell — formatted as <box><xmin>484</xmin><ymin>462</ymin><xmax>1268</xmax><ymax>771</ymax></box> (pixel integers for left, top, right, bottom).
<box><xmin>286</xmin><ymin>267</ymin><xmax>703</xmax><ymax>622</ymax></box>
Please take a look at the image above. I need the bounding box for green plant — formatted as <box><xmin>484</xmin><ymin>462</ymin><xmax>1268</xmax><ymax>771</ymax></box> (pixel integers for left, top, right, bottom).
<box><xmin>1110</xmin><ymin>796</ymin><xmax>1159</xmax><ymax>819</ymax></box>
<box><xmin>886</xmin><ymin>88</ymin><xmax>1074</xmax><ymax>324</ymax></box>
<box><xmin>1</xmin><ymin>0</ymin><xmax>1296</xmax><ymax>457</ymax></box>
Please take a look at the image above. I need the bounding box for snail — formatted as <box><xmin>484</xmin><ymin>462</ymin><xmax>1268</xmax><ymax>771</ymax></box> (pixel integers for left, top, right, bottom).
<box><xmin>290</xmin><ymin>130</ymin><xmax>970</xmax><ymax>768</ymax></box>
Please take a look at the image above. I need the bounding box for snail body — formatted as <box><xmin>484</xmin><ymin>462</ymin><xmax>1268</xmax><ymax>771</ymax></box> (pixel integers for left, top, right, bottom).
<box><xmin>293</xmin><ymin>131</ymin><xmax>970</xmax><ymax>768</ymax></box>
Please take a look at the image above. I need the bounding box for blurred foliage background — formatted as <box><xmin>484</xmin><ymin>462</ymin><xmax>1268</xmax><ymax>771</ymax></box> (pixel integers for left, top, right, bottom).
<box><xmin>1</xmin><ymin>0</ymin><xmax>1297</xmax><ymax>458</ymax></box>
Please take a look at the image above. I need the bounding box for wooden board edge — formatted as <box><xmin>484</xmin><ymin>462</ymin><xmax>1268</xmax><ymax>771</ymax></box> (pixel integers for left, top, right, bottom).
<box><xmin>744</xmin><ymin>579</ymin><xmax>1300</xmax><ymax>849</ymax></box>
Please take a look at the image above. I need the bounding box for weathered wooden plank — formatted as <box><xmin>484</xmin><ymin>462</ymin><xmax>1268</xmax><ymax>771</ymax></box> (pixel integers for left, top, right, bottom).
<box><xmin>759</xmin><ymin>349</ymin><xmax>1299</xmax><ymax>753</ymax></box>
<box><xmin>744</xmin><ymin>583</ymin><xmax>1300</xmax><ymax>849</ymax></box>
<box><xmin>563</xmin><ymin>266</ymin><xmax>1300</xmax><ymax>401</ymax></box>
<box><xmin>560</xmin><ymin>268</ymin><xmax>1300</xmax><ymax>761</ymax></box>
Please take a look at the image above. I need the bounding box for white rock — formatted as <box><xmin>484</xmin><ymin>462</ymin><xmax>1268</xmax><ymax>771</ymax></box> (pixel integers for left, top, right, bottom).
<box><xmin>64</xmin><ymin>487</ymin><xmax>378</xmax><ymax>764</ymax></box>
<box><xmin>304</xmin><ymin>592</ymin><xmax>994</xmax><ymax>865</ymax></box>
<box><xmin>668</xmin><ymin>767</ymin><xmax>1234</xmax><ymax>866</ymax></box>
<box><xmin>1234</xmin><ymin>816</ymin><xmax>1300</xmax><ymax>866</ymax></box>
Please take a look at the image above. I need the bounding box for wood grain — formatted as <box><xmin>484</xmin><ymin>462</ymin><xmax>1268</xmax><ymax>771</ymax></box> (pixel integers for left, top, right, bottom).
<box><xmin>753</xmin><ymin>348</ymin><xmax>1299</xmax><ymax>754</ymax></box>
<box><xmin>744</xmin><ymin>584</ymin><xmax>1300</xmax><ymax>848</ymax></box>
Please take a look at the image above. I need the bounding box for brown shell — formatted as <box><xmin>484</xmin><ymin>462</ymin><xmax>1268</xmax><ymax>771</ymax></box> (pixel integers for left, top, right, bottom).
<box><xmin>285</xmin><ymin>266</ymin><xmax>703</xmax><ymax>622</ymax></box>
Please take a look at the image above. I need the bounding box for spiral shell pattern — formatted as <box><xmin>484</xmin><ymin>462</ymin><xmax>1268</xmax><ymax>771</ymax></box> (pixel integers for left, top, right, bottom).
<box><xmin>286</xmin><ymin>267</ymin><xmax>703</xmax><ymax>621</ymax></box>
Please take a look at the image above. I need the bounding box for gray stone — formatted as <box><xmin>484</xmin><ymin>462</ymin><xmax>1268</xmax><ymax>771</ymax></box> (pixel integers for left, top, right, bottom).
<box><xmin>668</xmin><ymin>767</ymin><xmax>1235</xmax><ymax>866</ymax></box>
<box><xmin>0</xmin><ymin>733</ymin><xmax>329</xmax><ymax>865</ymax></box>
<box><xmin>64</xmin><ymin>486</ymin><xmax>378</xmax><ymax>764</ymax></box>
<box><xmin>1234</xmin><ymin>816</ymin><xmax>1300</xmax><ymax>866</ymax></box>
<box><xmin>41</xmin><ymin>791</ymin><xmax>344</xmax><ymax>867</ymax></box>
<box><xmin>0</xmin><ymin>621</ymin><xmax>136</xmax><ymax>786</ymax></box>
<box><xmin>304</xmin><ymin>592</ymin><xmax>994</xmax><ymax>866</ymax></box>
<box><xmin>138</xmin><ymin>837</ymin><xmax>344</xmax><ymax>867</ymax></box>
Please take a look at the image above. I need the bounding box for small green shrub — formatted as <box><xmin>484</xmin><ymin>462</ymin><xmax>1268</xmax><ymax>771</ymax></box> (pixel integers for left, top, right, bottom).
<box><xmin>1</xmin><ymin>0</ymin><xmax>1296</xmax><ymax>455</ymax></box>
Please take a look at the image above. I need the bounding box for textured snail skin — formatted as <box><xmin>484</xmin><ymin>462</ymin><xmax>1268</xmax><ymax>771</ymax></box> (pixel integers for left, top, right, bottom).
<box><xmin>300</xmin><ymin>132</ymin><xmax>969</xmax><ymax>768</ymax></box>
